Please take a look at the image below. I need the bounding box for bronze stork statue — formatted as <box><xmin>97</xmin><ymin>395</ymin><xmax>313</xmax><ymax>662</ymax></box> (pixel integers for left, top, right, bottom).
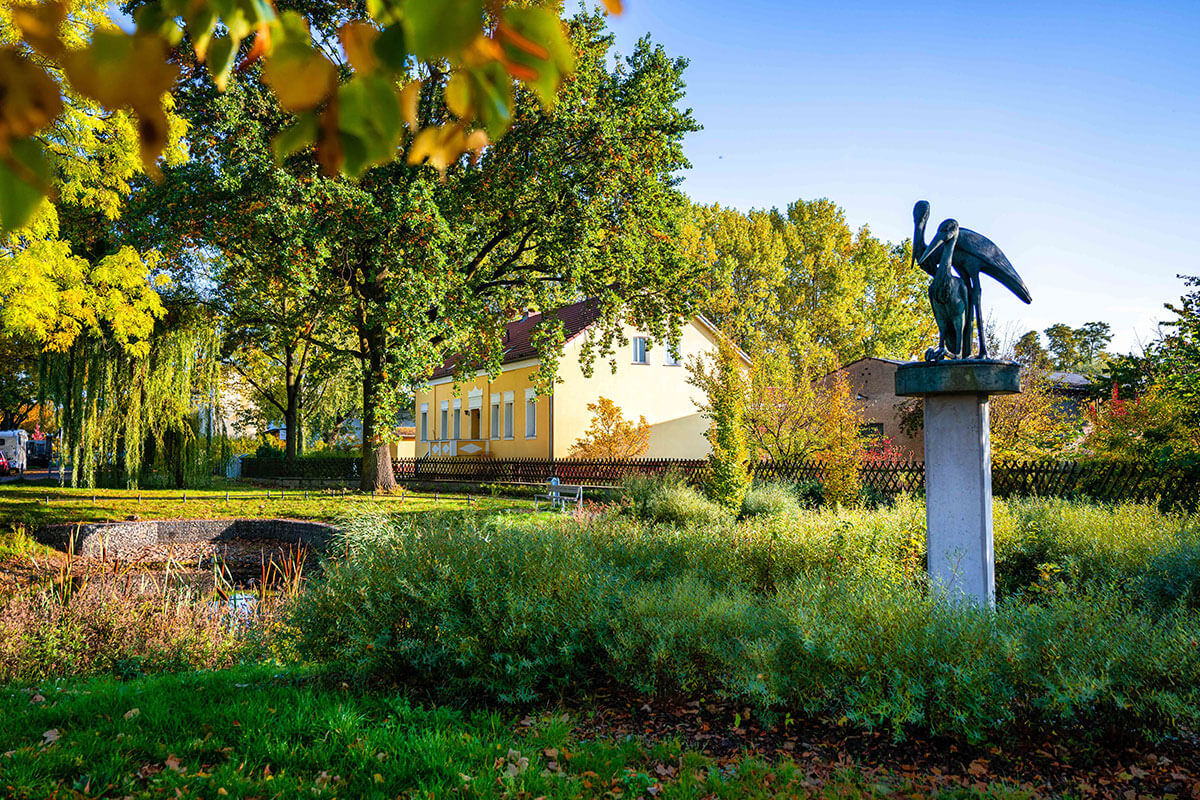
<box><xmin>924</xmin><ymin>219</ymin><xmax>970</xmax><ymax>361</ymax></box>
<box><xmin>912</xmin><ymin>201</ymin><xmax>1032</xmax><ymax>358</ymax></box>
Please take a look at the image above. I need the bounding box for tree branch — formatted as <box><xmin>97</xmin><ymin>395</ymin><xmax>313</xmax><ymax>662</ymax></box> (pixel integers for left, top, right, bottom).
<box><xmin>226</xmin><ymin>361</ymin><xmax>287</xmax><ymax>416</ymax></box>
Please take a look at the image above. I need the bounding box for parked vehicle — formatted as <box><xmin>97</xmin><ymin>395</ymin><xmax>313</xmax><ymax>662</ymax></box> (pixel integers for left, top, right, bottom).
<box><xmin>0</xmin><ymin>451</ymin><xmax>11</xmax><ymax>476</ymax></box>
<box><xmin>27</xmin><ymin>437</ymin><xmax>51</xmax><ymax>469</ymax></box>
<box><xmin>0</xmin><ymin>430</ymin><xmax>28</xmax><ymax>474</ymax></box>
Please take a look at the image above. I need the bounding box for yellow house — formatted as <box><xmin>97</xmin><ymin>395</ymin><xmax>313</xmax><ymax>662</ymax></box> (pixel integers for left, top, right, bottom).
<box><xmin>414</xmin><ymin>298</ymin><xmax>750</xmax><ymax>459</ymax></box>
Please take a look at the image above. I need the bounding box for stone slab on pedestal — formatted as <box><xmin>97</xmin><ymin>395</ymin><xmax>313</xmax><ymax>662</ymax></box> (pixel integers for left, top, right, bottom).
<box><xmin>895</xmin><ymin>360</ymin><xmax>1021</xmax><ymax>608</ymax></box>
<box><xmin>895</xmin><ymin>359</ymin><xmax>1020</xmax><ymax>398</ymax></box>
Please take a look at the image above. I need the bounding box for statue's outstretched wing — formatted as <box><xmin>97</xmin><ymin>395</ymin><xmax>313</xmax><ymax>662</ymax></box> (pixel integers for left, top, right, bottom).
<box><xmin>959</xmin><ymin>227</ymin><xmax>1032</xmax><ymax>304</ymax></box>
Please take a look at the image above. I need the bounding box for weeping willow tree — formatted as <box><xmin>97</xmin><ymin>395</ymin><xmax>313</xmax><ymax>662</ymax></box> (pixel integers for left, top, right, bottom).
<box><xmin>43</xmin><ymin>301</ymin><xmax>221</xmax><ymax>489</ymax></box>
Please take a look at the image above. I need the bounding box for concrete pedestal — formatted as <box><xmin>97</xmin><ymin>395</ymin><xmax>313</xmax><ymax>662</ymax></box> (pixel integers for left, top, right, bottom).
<box><xmin>896</xmin><ymin>360</ymin><xmax>1020</xmax><ymax>608</ymax></box>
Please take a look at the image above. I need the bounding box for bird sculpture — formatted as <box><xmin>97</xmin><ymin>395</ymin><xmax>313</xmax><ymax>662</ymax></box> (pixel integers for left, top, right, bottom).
<box><xmin>924</xmin><ymin>219</ymin><xmax>970</xmax><ymax>362</ymax></box>
<box><xmin>911</xmin><ymin>201</ymin><xmax>1032</xmax><ymax>358</ymax></box>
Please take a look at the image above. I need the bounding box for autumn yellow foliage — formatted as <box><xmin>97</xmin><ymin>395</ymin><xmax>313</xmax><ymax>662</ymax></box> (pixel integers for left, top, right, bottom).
<box><xmin>569</xmin><ymin>397</ymin><xmax>651</xmax><ymax>459</ymax></box>
<box><xmin>989</xmin><ymin>366</ymin><xmax>1083</xmax><ymax>461</ymax></box>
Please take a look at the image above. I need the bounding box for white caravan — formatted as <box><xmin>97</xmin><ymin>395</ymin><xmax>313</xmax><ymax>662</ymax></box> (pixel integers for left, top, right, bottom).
<box><xmin>0</xmin><ymin>429</ymin><xmax>29</xmax><ymax>474</ymax></box>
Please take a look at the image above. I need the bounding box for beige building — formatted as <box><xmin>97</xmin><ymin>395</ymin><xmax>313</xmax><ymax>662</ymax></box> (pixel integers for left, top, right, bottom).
<box><xmin>414</xmin><ymin>299</ymin><xmax>749</xmax><ymax>459</ymax></box>
<box><xmin>822</xmin><ymin>357</ymin><xmax>924</xmax><ymax>459</ymax></box>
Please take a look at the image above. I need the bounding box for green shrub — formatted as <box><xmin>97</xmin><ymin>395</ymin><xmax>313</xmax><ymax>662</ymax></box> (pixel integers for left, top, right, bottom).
<box><xmin>793</xmin><ymin>479</ymin><xmax>825</xmax><ymax>507</ymax></box>
<box><xmin>291</xmin><ymin>501</ymin><xmax>1200</xmax><ymax>742</ymax></box>
<box><xmin>741</xmin><ymin>482</ymin><xmax>802</xmax><ymax>518</ymax></box>
<box><xmin>768</xmin><ymin>573</ymin><xmax>1200</xmax><ymax>741</ymax></box>
<box><xmin>296</xmin><ymin>511</ymin><xmax>616</xmax><ymax>703</ymax></box>
<box><xmin>1135</xmin><ymin>536</ymin><xmax>1200</xmax><ymax>611</ymax></box>
<box><xmin>993</xmin><ymin>498</ymin><xmax>1200</xmax><ymax>596</ymax></box>
<box><xmin>652</xmin><ymin>483</ymin><xmax>730</xmax><ymax>527</ymax></box>
<box><xmin>620</xmin><ymin>474</ymin><xmax>730</xmax><ymax>527</ymax></box>
<box><xmin>255</xmin><ymin>441</ymin><xmax>284</xmax><ymax>459</ymax></box>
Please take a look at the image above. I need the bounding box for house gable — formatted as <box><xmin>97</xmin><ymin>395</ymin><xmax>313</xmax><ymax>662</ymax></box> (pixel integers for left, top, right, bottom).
<box><xmin>551</xmin><ymin>315</ymin><xmax>730</xmax><ymax>459</ymax></box>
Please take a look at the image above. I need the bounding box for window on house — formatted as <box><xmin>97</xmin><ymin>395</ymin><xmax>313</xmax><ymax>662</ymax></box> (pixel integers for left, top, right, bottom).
<box><xmin>420</xmin><ymin>405</ymin><xmax>428</xmax><ymax>441</ymax></box>
<box><xmin>525</xmin><ymin>389</ymin><xmax>537</xmax><ymax>438</ymax></box>
<box><xmin>490</xmin><ymin>395</ymin><xmax>501</xmax><ymax>439</ymax></box>
<box><xmin>665</xmin><ymin>346</ymin><xmax>681</xmax><ymax>366</ymax></box>
<box><xmin>503</xmin><ymin>392</ymin><xmax>514</xmax><ymax>438</ymax></box>
<box><xmin>859</xmin><ymin>423</ymin><xmax>885</xmax><ymax>441</ymax></box>
<box><xmin>633</xmin><ymin>337</ymin><xmax>649</xmax><ymax>364</ymax></box>
<box><xmin>452</xmin><ymin>399</ymin><xmax>462</xmax><ymax>439</ymax></box>
<box><xmin>440</xmin><ymin>402</ymin><xmax>448</xmax><ymax>440</ymax></box>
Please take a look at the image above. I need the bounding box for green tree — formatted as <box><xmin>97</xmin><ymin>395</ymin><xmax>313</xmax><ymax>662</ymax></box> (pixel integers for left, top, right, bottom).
<box><xmin>685</xmin><ymin>203</ymin><xmax>787</xmax><ymax>357</ymax></box>
<box><xmin>1044</xmin><ymin>323</ymin><xmax>1081</xmax><ymax>371</ymax></box>
<box><xmin>853</xmin><ymin>229</ymin><xmax>932</xmax><ymax>360</ymax></box>
<box><xmin>686</xmin><ymin>198</ymin><xmax>932</xmax><ymax>375</ymax></box>
<box><xmin>146</xmin><ymin>11</ymin><xmax>700</xmax><ymax>490</ymax></box>
<box><xmin>688</xmin><ymin>339</ymin><xmax>750</xmax><ymax>511</ymax></box>
<box><xmin>1158</xmin><ymin>274</ymin><xmax>1200</xmax><ymax>407</ymax></box>
<box><xmin>1093</xmin><ymin>275</ymin><xmax>1199</xmax><ymax>417</ymax></box>
<box><xmin>41</xmin><ymin>296</ymin><xmax>222</xmax><ymax>488</ymax></box>
<box><xmin>1043</xmin><ymin>321</ymin><xmax>1112</xmax><ymax>373</ymax></box>
<box><xmin>0</xmin><ymin>336</ymin><xmax>40</xmax><ymax>430</ymax></box>
<box><xmin>1076</xmin><ymin>321</ymin><xmax>1113</xmax><ymax>370</ymax></box>
<box><xmin>0</xmin><ymin>0</ymin><xmax>186</xmax><ymax>355</ymax></box>
<box><xmin>779</xmin><ymin>198</ymin><xmax>864</xmax><ymax>366</ymax></box>
<box><xmin>1014</xmin><ymin>330</ymin><xmax>1051</xmax><ymax>369</ymax></box>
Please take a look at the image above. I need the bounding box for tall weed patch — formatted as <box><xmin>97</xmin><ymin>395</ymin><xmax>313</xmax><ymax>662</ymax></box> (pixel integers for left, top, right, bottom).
<box><xmin>292</xmin><ymin>501</ymin><xmax>1200</xmax><ymax>742</ymax></box>
<box><xmin>0</xmin><ymin>584</ymin><xmax>252</xmax><ymax>682</ymax></box>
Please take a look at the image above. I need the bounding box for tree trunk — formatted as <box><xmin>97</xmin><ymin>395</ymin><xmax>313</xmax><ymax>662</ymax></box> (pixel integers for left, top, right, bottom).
<box><xmin>359</xmin><ymin>325</ymin><xmax>397</xmax><ymax>492</ymax></box>
<box><xmin>284</xmin><ymin>388</ymin><xmax>299</xmax><ymax>464</ymax></box>
<box><xmin>165</xmin><ymin>428</ymin><xmax>186</xmax><ymax>489</ymax></box>
<box><xmin>284</xmin><ymin>344</ymin><xmax>299</xmax><ymax>464</ymax></box>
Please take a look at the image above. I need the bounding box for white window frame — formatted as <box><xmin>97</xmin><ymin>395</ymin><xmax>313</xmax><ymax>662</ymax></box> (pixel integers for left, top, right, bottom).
<box><xmin>452</xmin><ymin>398</ymin><xmax>462</xmax><ymax>440</ymax></box>
<box><xmin>633</xmin><ymin>336</ymin><xmax>649</xmax><ymax>364</ymax></box>
<box><xmin>665</xmin><ymin>345</ymin><xmax>681</xmax><ymax>366</ymax></box>
<box><xmin>440</xmin><ymin>401</ymin><xmax>449</xmax><ymax>441</ymax></box>
<box><xmin>524</xmin><ymin>388</ymin><xmax>537</xmax><ymax>439</ymax></box>
<box><xmin>503</xmin><ymin>391</ymin><xmax>514</xmax><ymax>439</ymax></box>
<box><xmin>420</xmin><ymin>403</ymin><xmax>429</xmax><ymax>441</ymax></box>
<box><xmin>490</xmin><ymin>393</ymin><xmax>501</xmax><ymax>440</ymax></box>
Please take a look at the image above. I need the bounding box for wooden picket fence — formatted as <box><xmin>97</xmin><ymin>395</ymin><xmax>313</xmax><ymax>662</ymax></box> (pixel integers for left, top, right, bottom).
<box><xmin>239</xmin><ymin>455</ymin><xmax>1196</xmax><ymax>508</ymax></box>
<box><xmin>393</xmin><ymin>457</ymin><xmax>710</xmax><ymax>486</ymax></box>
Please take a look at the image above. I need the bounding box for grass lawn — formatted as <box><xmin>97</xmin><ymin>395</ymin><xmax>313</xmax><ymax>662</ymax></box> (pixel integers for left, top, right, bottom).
<box><xmin>0</xmin><ymin>480</ymin><xmax>531</xmax><ymax>527</ymax></box>
<box><xmin>0</xmin><ymin>666</ymin><xmax>1031</xmax><ymax>800</ymax></box>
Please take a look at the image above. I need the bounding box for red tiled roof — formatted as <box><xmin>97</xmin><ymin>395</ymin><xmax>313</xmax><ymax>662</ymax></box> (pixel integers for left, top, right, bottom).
<box><xmin>430</xmin><ymin>298</ymin><xmax>603</xmax><ymax>380</ymax></box>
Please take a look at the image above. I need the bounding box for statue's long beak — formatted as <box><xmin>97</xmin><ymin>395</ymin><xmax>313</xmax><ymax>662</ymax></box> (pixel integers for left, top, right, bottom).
<box><xmin>918</xmin><ymin>233</ymin><xmax>946</xmax><ymax>266</ymax></box>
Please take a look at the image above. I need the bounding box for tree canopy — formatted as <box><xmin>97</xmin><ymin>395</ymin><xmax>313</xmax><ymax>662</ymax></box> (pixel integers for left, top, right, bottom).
<box><xmin>1</xmin><ymin>0</ymin><xmax>616</xmax><ymax>233</ymax></box>
<box><xmin>132</xmin><ymin>9</ymin><xmax>700</xmax><ymax>489</ymax></box>
<box><xmin>685</xmin><ymin>198</ymin><xmax>934</xmax><ymax>374</ymax></box>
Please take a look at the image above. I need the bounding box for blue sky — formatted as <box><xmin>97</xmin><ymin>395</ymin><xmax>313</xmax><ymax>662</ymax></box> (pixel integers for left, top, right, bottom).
<box><xmin>605</xmin><ymin>0</ymin><xmax>1200</xmax><ymax>354</ymax></box>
